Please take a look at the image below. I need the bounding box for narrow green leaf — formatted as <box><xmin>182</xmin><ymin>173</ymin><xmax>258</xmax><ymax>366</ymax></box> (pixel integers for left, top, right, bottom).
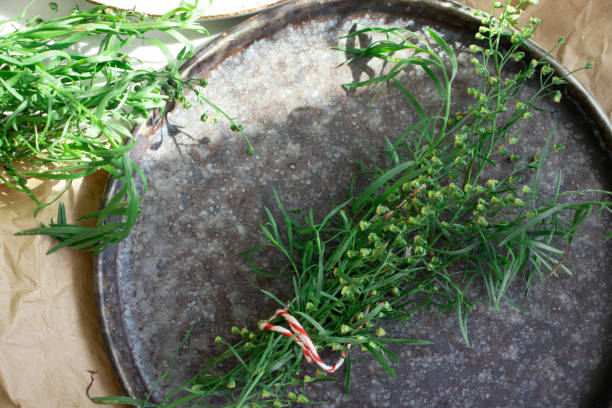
<box><xmin>363</xmin><ymin>342</ymin><xmax>396</xmax><ymax>378</ymax></box>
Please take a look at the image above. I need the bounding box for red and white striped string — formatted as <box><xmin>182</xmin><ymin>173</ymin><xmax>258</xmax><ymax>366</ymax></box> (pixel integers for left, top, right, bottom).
<box><xmin>259</xmin><ymin>308</ymin><xmax>348</xmax><ymax>373</ymax></box>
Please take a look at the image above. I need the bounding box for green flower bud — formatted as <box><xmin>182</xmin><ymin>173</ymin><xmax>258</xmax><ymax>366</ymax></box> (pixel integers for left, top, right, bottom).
<box><xmin>359</xmin><ymin>220</ymin><xmax>372</xmax><ymax>231</ymax></box>
<box><xmin>541</xmin><ymin>64</ymin><xmax>554</xmax><ymax>75</ymax></box>
<box><xmin>389</xmin><ymin>224</ymin><xmax>402</xmax><ymax>234</ymax></box>
<box><xmin>454</xmin><ymin>133</ymin><xmax>466</xmax><ymax>148</ymax></box>
<box><xmin>359</xmin><ymin>248</ymin><xmax>372</xmax><ymax>257</ymax></box>
<box><xmin>376</xmin><ymin>205</ymin><xmax>390</xmax><ymax>215</ymax></box>
<box><xmin>485</xmin><ymin>179</ymin><xmax>498</xmax><ymax>189</ymax></box>
<box><xmin>414</xmin><ymin>246</ymin><xmax>426</xmax><ymax>256</ymax></box>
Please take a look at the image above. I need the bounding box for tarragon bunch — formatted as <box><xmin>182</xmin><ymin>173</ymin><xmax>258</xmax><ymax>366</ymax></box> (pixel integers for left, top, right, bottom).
<box><xmin>1</xmin><ymin>2</ymin><xmax>250</xmax><ymax>253</ymax></box>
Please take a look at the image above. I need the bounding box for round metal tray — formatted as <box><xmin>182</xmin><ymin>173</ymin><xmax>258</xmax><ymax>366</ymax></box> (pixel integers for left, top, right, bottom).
<box><xmin>95</xmin><ymin>1</ymin><xmax>612</xmax><ymax>406</ymax></box>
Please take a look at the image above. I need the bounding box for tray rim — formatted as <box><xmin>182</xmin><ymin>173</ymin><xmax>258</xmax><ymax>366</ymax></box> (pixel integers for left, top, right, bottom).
<box><xmin>93</xmin><ymin>0</ymin><xmax>612</xmax><ymax>402</ymax></box>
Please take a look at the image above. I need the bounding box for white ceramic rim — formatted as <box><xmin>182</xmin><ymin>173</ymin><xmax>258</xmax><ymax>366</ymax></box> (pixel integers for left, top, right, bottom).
<box><xmin>85</xmin><ymin>0</ymin><xmax>287</xmax><ymax>19</ymax></box>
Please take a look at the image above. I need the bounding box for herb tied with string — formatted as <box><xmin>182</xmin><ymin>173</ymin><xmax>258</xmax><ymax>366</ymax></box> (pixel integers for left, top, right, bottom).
<box><xmin>1</xmin><ymin>2</ymin><xmax>250</xmax><ymax>253</ymax></box>
<box><xmin>96</xmin><ymin>1</ymin><xmax>611</xmax><ymax>407</ymax></box>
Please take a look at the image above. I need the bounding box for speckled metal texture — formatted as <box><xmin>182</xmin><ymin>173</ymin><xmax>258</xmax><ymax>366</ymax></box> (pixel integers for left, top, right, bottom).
<box><xmin>95</xmin><ymin>1</ymin><xmax>612</xmax><ymax>407</ymax></box>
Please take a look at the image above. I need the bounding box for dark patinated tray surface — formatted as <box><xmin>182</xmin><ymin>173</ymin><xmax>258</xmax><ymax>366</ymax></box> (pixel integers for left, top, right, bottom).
<box><xmin>95</xmin><ymin>1</ymin><xmax>612</xmax><ymax>406</ymax></box>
